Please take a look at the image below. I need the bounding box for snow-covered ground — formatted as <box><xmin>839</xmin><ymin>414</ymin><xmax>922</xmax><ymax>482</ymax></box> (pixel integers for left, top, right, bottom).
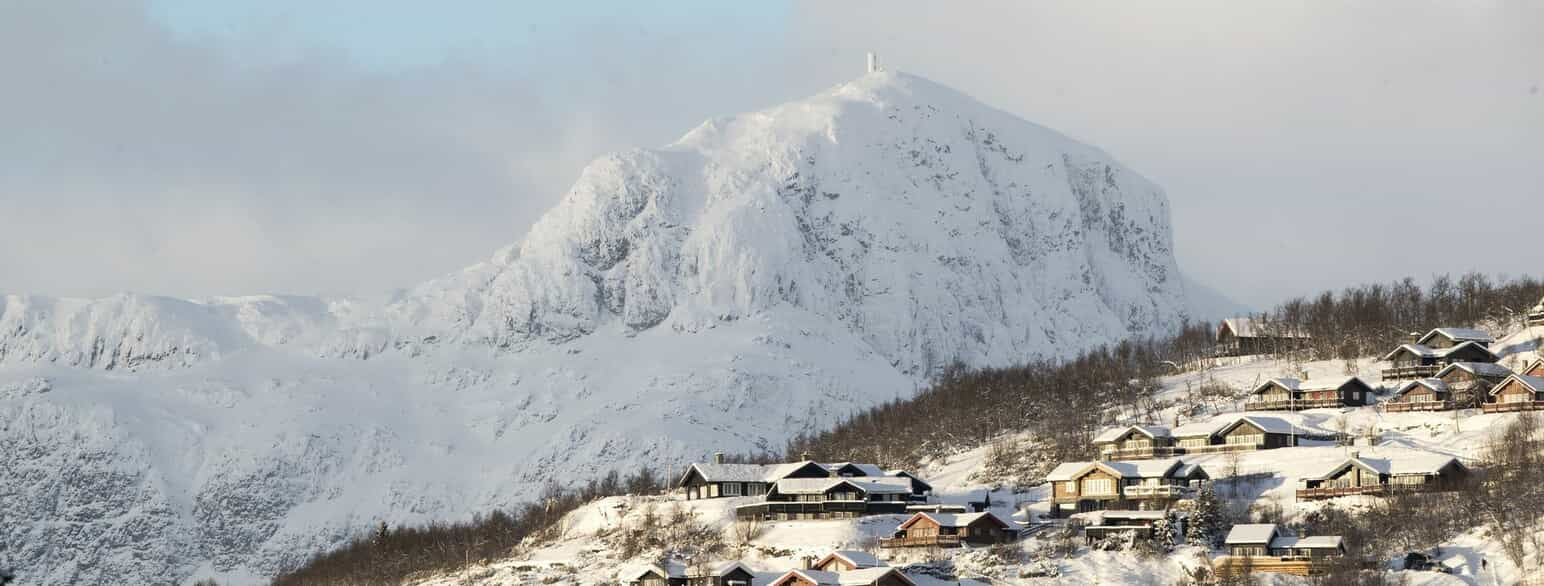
<box><xmin>409</xmin><ymin>326</ymin><xmax>1543</xmax><ymax>585</ymax></box>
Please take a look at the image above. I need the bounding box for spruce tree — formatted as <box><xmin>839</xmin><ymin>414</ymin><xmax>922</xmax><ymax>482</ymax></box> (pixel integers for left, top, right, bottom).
<box><xmin>1186</xmin><ymin>484</ymin><xmax>1226</xmax><ymax>549</ymax></box>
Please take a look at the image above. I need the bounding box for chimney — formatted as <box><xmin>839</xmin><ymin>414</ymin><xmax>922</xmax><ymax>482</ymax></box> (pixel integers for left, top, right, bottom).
<box><xmin>801</xmin><ymin>451</ymin><xmax>812</xmax><ymax>462</ymax></box>
<box><xmin>713</xmin><ymin>452</ymin><xmax>725</xmax><ymax>464</ymax></box>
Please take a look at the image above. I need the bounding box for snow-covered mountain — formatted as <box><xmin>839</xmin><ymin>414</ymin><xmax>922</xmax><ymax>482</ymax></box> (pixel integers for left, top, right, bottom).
<box><xmin>0</xmin><ymin>71</ymin><xmax>1191</xmax><ymax>584</ymax></box>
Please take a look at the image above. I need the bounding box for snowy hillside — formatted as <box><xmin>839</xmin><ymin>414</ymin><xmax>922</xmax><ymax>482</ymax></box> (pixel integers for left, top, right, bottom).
<box><xmin>0</xmin><ymin>71</ymin><xmax>1192</xmax><ymax>584</ymax></box>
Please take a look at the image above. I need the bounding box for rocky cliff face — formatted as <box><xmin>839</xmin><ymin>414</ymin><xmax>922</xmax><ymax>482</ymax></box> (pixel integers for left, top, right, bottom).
<box><xmin>0</xmin><ymin>72</ymin><xmax>1189</xmax><ymax>584</ymax></box>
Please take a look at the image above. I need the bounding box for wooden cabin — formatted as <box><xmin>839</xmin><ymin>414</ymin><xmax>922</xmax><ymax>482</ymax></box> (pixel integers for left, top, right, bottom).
<box><xmin>1245</xmin><ymin>377</ymin><xmax>1373</xmax><ymax>411</ymax></box>
<box><xmin>1381</xmin><ymin>341</ymin><xmax>1498</xmax><ymax>381</ymax></box>
<box><xmin>1435</xmin><ymin>361</ymin><xmax>1513</xmax><ymax>402</ymax></box>
<box><xmin>812</xmin><ymin>551</ymin><xmax>885</xmax><ymax>572</ymax></box>
<box><xmin>1216</xmin><ymin>524</ymin><xmax>1344</xmax><ymax>577</ymax></box>
<box><xmin>685</xmin><ymin>562</ymin><xmax>757</xmax><ymax>586</ymax></box>
<box><xmin>1415</xmin><ymin>327</ymin><xmax>1494</xmax><ymax>349</ymax></box>
<box><xmin>681</xmin><ymin>457</ymin><xmax>929</xmax><ymax>502</ymax></box>
<box><xmin>1384</xmin><ymin>379</ymin><xmax>1456</xmax><ymax>412</ymax></box>
<box><xmin>880</xmin><ymin>512</ymin><xmax>1015</xmax><ymax>548</ymax></box>
<box><xmin>768</xmin><ymin>568</ymin><xmax>915</xmax><ymax>586</ymax></box>
<box><xmin>1524</xmin><ymin>359</ymin><xmax>1544</xmax><ymax>378</ymax></box>
<box><xmin>1092</xmin><ymin>424</ymin><xmax>1175</xmax><ymax>460</ymax></box>
<box><xmin>735</xmin><ymin>477</ymin><xmax>912</xmax><ymax>520</ymax></box>
<box><xmin>1216</xmin><ymin>318</ymin><xmax>1309</xmax><ymax>356</ymax></box>
<box><xmin>1482</xmin><ymin>374</ymin><xmax>1544</xmax><ymax>413</ymax></box>
<box><xmin>1046</xmin><ymin>459</ymin><xmax>1207</xmax><ymax>517</ymax></box>
<box><xmin>1297</xmin><ymin>452</ymin><xmax>1469</xmax><ymax>499</ymax></box>
<box><xmin>1528</xmin><ymin>296</ymin><xmax>1544</xmax><ymax>326</ymax></box>
<box><xmin>626</xmin><ymin>562</ymin><xmax>688</xmax><ymax>586</ymax></box>
<box><xmin>1170</xmin><ymin>415</ymin><xmax>1301</xmax><ymax>455</ymax></box>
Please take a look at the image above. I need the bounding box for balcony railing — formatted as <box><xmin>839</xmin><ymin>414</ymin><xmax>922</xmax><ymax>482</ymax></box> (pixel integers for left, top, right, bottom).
<box><xmin>1483</xmin><ymin>401</ymin><xmax>1544</xmax><ymax>413</ymax></box>
<box><xmin>1123</xmin><ymin>484</ymin><xmax>1195</xmax><ymax>499</ymax></box>
<box><xmin>1098</xmin><ymin>446</ymin><xmax>1180</xmax><ymax>460</ymax></box>
<box><xmin>879</xmin><ymin>534</ymin><xmax>962</xmax><ymax>548</ymax></box>
<box><xmin>1382</xmin><ymin>365</ymin><xmax>1440</xmax><ymax>380</ymax></box>
<box><xmin>1179</xmin><ymin>443</ymin><xmax>1264</xmax><ymax>455</ymax></box>
<box><xmin>1384</xmin><ymin>400</ymin><xmax>1455</xmax><ymax>412</ymax></box>
<box><xmin>1295</xmin><ymin>484</ymin><xmax>1392</xmax><ymax>500</ymax></box>
<box><xmin>1243</xmin><ymin>398</ymin><xmax>1347</xmax><ymax>411</ymax></box>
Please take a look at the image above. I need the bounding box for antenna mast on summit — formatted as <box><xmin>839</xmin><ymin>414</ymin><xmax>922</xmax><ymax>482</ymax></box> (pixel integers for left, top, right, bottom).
<box><xmin>867</xmin><ymin>52</ymin><xmax>879</xmax><ymax>73</ymax></box>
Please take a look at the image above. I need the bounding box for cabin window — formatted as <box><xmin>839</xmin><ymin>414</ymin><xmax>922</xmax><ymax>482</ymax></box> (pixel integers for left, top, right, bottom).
<box><xmin>1390</xmin><ymin>475</ymin><xmax>1427</xmax><ymax>486</ymax></box>
<box><xmin>1226</xmin><ymin>434</ymin><xmax>1263</xmax><ymax>446</ymax></box>
<box><xmin>747</xmin><ymin>483</ymin><xmax>766</xmax><ymax>496</ymax></box>
<box><xmin>708</xmin><ymin>484</ymin><xmax>720</xmax><ymax>497</ymax></box>
<box><xmin>1082</xmin><ymin>478</ymin><xmax>1114</xmax><ymax>495</ymax></box>
<box><xmin>723</xmin><ymin>482</ymin><xmax>742</xmax><ymax>496</ymax></box>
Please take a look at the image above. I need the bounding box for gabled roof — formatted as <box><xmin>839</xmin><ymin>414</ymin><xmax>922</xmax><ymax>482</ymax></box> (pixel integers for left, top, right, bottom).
<box><xmin>764</xmin><ymin>461</ymin><xmax>830</xmax><ymax>481</ymax></box>
<box><xmin>681</xmin><ymin>463</ymin><xmax>773</xmax><ymax>485</ymax></box>
<box><xmin>1217</xmin><ymin>415</ymin><xmax>1297</xmax><ymax>436</ymax></box>
<box><xmin>624</xmin><ymin>560</ymin><xmax>688</xmax><ymax>581</ymax></box>
<box><xmin>1305</xmin><ymin>452</ymin><xmax>1462</xmax><ymax>481</ymax></box>
<box><xmin>1524</xmin><ymin>359</ymin><xmax>1544</xmax><ymax>377</ymax></box>
<box><xmin>1253</xmin><ymin>377</ymin><xmax>1302</xmax><ymax>394</ymax></box>
<box><xmin>816</xmin><ymin>551</ymin><xmax>885</xmax><ymax>570</ymax></box>
<box><xmin>1046</xmin><ymin>458</ymin><xmax>1184</xmax><ymax>481</ymax></box>
<box><xmin>824</xmin><ymin>462</ymin><xmax>888</xmax><ymax>477</ymax></box>
<box><xmin>1270</xmin><ymin>535</ymin><xmax>1343</xmax><ymax>550</ymax></box>
<box><xmin>1225</xmin><ymin>524</ymin><xmax>1280</xmax><ymax>545</ymax></box>
<box><xmin>1092</xmin><ymin>424</ymin><xmax>1172</xmax><ymax>444</ymax></box>
<box><xmin>688</xmin><ymin>561</ymin><xmax>756</xmax><ymax>579</ymax></box>
<box><xmin>1488</xmin><ymin>374</ymin><xmax>1544</xmax><ymax>397</ymax></box>
<box><xmin>1436</xmin><ymin>361</ymin><xmax>1514</xmax><ymax>379</ymax></box>
<box><xmin>887</xmin><ymin>470</ymin><xmax>933</xmax><ymax>490</ymax></box>
<box><xmin>1395</xmin><ymin>378</ymin><xmax>1449</xmax><ymax>397</ymax></box>
<box><xmin>1382</xmin><ymin>341</ymin><xmax>1498</xmax><ymax>361</ymax></box>
<box><xmin>774</xmin><ymin>477</ymin><xmax>911</xmax><ymax>496</ymax></box>
<box><xmin>898</xmin><ymin>511</ymin><xmax>1011</xmax><ymax>531</ymax></box>
<box><xmin>1174</xmin><ymin>462</ymin><xmax>1209</xmax><ymax>480</ymax></box>
<box><xmin>1253</xmin><ymin>377</ymin><xmax>1367</xmax><ymax>395</ymax></box>
<box><xmin>1416</xmin><ymin>327</ymin><xmax>1494</xmax><ymax>347</ymax></box>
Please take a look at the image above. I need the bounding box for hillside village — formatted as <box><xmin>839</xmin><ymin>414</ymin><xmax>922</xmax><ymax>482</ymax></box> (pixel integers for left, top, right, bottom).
<box><xmin>388</xmin><ymin>292</ymin><xmax>1544</xmax><ymax>586</ymax></box>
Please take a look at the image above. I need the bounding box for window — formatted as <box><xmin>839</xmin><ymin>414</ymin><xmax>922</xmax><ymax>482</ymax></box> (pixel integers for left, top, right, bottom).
<box><xmin>1226</xmin><ymin>434</ymin><xmax>1263</xmax><ymax>445</ymax></box>
<box><xmin>1082</xmin><ymin>478</ymin><xmax>1114</xmax><ymax>495</ymax></box>
<box><xmin>722</xmin><ymin>482</ymin><xmax>742</xmax><ymax>496</ymax></box>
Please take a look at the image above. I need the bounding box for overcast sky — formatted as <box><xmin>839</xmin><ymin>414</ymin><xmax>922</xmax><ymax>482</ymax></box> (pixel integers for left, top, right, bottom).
<box><xmin>2</xmin><ymin>1</ymin><xmax>1539</xmax><ymax>308</ymax></box>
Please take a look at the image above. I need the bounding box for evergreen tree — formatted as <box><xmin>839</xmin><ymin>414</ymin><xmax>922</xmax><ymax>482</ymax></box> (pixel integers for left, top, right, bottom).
<box><xmin>1186</xmin><ymin>484</ymin><xmax>1226</xmax><ymax>549</ymax></box>
<box><xmin>1147</xmin><ymin>511</ymin><xmax>1177</xmax><ymax>553</ymax></box>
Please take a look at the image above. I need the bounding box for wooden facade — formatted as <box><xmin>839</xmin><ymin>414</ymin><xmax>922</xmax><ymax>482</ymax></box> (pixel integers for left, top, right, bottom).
<box><xmin>1482</xmin><ymin>375</ymin><xmax>1544</xmax><ymax>413</ymax></box>
<box><xmin>734</xmin><ymin>478</ymin><xmax>912</xmax><ymax>520</ymax></box>
<box><xmin>880</xmin><ymin>512</ymin><xmax>1015</xmax><ymax>548</ymax></box>
<box><xmin>1165</xmin><ymin>416</ymin><xmax>1301</xmax><ymax>457</ymax></box>
<box><xmin>1382</xmin><ymin>342</ymin><xmax>1498</xmax><ymax>381</ymax></box>
<box><xmin>1529</xmin><ymin>297</ymin><xmax>1544</xmax><ymax>327</ymax></box>
<box><xmin>1094</xmin><ymin>425</ymin><xmax>1176</xmax><ymax>460</ymax></box>
<box><xmin>1384</xmin><ymin>379</ymin><xmax>1457</xmax><ymax>412</ymax></box>
<box><xmin>1215</xmin><ymin>318</ymin><xmax>1308</xmax><ymax>357</ymax></box>
<box><xmin>1297</xmin><ymin>454</ymin><xmax>1469</xmax><ymax>500</ymax></box>
<box><xmin>768</xmin><ymin>569</ymin><xmax>914</xmax><ymax>586</ymax></box>
<box><xmin>1218</xmin><ymin>524</ymin><xmax>1344</xmax><ymax>576</ymax></box>
<box><xmin>1047</xmin><ymin>459</ymin><xmax>1208</xmax><ymax>517</ymax></box>
<box><xmin>1525</xmin><ymin>359</ymin><xmax>1544</xmax><ymax>378</ymax></box>
<box><xmin>1245</xmin><ymin>377</ymin><xmax>1373</xmax><ymax>411</ymax></box>
<box><xmin>681</xmin><ymin>459</ymin><xmax>929</xmax><ymax>504</ymax></box>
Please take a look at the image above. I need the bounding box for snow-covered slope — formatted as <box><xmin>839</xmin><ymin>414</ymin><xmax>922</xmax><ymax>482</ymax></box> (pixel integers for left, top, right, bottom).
<box><xmin>0</xmin><ymin>72</ymin><xmax>1190</xmax><ymax>584</ymax></box>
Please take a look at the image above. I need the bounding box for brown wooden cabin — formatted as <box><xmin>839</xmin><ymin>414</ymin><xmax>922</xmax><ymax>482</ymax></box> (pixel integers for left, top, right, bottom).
<box><xmin>1528</xmin><ymin>297</ymin><xmax>1544</xmax><ymax>326</ymax></box>
<box><xmin>1524</xmin><ymin>359</ymin><xmax>1544</xmax><ymax>378</ymax></box>
<box><xmin>1297</xmin><ymin>452</ymin><xmax>1469</xmax><ymax>499</ymax></box>
<box><xmin>1384</xmin><ymin>379</ymin><xmax>1456</xmax><ymax>412</ymax></box>
<box><xmin>768</xmin><ymin>568</ymin><xmax>914</xmax><ymax>586</ymax></box>
<box><xmin>1169</xmin><ymin>415</ymin><xmax>1300</xmax><ymax>455</ymax></box>
<box><xmin>1434</xmin><ymin>361</ymin><xmax>1513</xmax><ymax>404</ymax></box>
<box><xmin>1046</xmin><ymin>459</ymin><xmax>1207</xmax><ymax>517</ymax></box>
<box><xmin>812</xmin><ymin>551</ymin><xmax>885</xmax><ymax>572</ymax></box>
<box><xmin>1216</xmin><ymin>318</ymin><xmax>1309</xmax><ymax>356</ymax></box>
<box><xmin>880</xmin><ymin>512</ymin><xmax>1014</xmax><ymax>548</ymax></box>
<box><xmin>1482</xmin><ymin>374</ymin><xmax>1544</xmax><ymax>413</ymax></box>
<box><xmin>1217</xmin><ymin>524</ymin><xmax>1345</xmax><ymax>577</ymax></box>
<box><xmin>1092</xmin><ymin>424</ymin><xmax>1175</xmax><ymax>460</ymax></box>
<box><xmin>1415</xmin><ymin>327</ymin><xmax>1495</xmax><ymax>349</ymax></box>
<box><xmin>1245</xmin><ymin>377</ymin><xmax>1373</xmax><ymax>411</ymax></box>
<box><xmin>678</xmin><ymin>459</ymin><xmax>828</xmax><ymax>500</ymax></box>
<box><xmin>1381</xmin><ymin>341</ymin><xmax>1498</xmax><ymax>381</ymax></box>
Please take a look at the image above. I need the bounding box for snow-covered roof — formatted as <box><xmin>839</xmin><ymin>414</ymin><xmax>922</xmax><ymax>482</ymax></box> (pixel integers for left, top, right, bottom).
<box><xmin>1225</xmin><ymin>524</ymin><xmax>1280</xmax><ymax>545</ymax></box>
<box><xmin>1175</xmin><ymin>462</ymin><xmax>1208</xmax><ymax>479</ymax></box>
<box><xmin>1221</xmin><ymin>415</ymin><xmax>1298</xmax><ymax>436</ymax></box>
<box><xmin>818</xmin><ymin>551</ymin><xmax>885</xmax><ymax>569</ymax></box>
<box><xmin>624</xmin><ymin>560</ymin><xmax>688</xmax><ymax>580</ymax></box>
<box><xmin>1100</xmin><ymin>458</ymin><xmax>1184</xmax><ymax>479</ymax></box>
<box><xmin>904</xmin><ymin>511</ymin><xmax>1009</xmax><ymax>529</ymax></box>
<box><xmin>1382</xmin><ymin>342</ymin><xmax>1497</xmax><ymax>361</ymax></box>
<box><xmin>688</xmin><ymin>561</ymin><xmax>756</xmax><ymax>578</ymax></box>
<box><xmin>1417</xmin><ymin>327</ymin><xmax>1494</xmax><ymax>346</ymax></box>
<box><xmin>776</xmin><ymin>568</ymin><xmax>915</xmax><ymax>586</ymax></box>
<box><xmin>1396</xmin><ymin>378</ymin><xmax>1449</xmax><ymax>396</ymax></box>
<box><xmin>1253</xmin><ymin>376</ymin><xmax>1365</xmax><ymax>395</ymax></box>
<box><xmin>1489</xmin><ymin>374</ymin><xmax>1544</xmax><ymax>396</ymax></box>
<box><xmin>1436</xmin><ymin>361</ymin><xmax>1514</xmax><ymax>378</ymax></box>
<box><xmin>842</xmin><ymin>477</ymin><xmax>914</xmax><ymax>493</ymax></box>
<box><xmin>1174</xmin><ymin>414</ymin><xmax>1296</xmax><ymax>438</ymax></box>
<box><xmin>1092</xmin><ymin>424</ymin><xmax>1172</xmax><ymax>443</ymax></box>
<box><xmin>764</xmin><ymin>461</ymin><xmax>826</xmax><ymax>481</ymax></box>
<box><xmin>685</xmin><ymin>463</ymin><xmax>773</xmax><ymax>483</ymax></box>
<box><xmin>1305</xmin><ymin>452</ymin><xmax>1461</xmax><ymax>480</ymax></box>
<box><xmin>1219</xmin><ymin>318</ymin><xmax>1309</xmax><ymax>339</ymax></box>
<box><xmin>1046</xmin><ymin>461</ymin><xmax>1094</xmax><ymax>482</ymax></box>
<box><xmin>1270</xmin><ymin>535</ymin><xmax>1343</xmax><ymax>550</ymax></box>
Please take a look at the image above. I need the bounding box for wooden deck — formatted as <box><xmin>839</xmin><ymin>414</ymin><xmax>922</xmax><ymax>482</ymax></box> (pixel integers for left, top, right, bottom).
<box><xmin>1243</xmin><ymin>399</ymin><xmax>1347</xmax><ymax>411</ymax></box>
<box><xmin>1213</xmin><ymin>556</ymin><xmax>1324</xmax><ymax>577</ymax></box>
<box><xmin>1482</xmin><ymin>401</ymin><xmax>1544</xmax><ymax>413</ymax></box>
<box><xmin>1384</xmin><ymin>400</ymin><xmax>1455</xmax><ymax>412</ymax></box>
<box><xmin>1382</xmin><ymin>365</ymin><xmax>1441</xmax><ymax>380</ymax></box>
<box><xmin>878</xmin><ymin>534</ymin><xmax>962</xmax><ymax>548</ymax></box>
